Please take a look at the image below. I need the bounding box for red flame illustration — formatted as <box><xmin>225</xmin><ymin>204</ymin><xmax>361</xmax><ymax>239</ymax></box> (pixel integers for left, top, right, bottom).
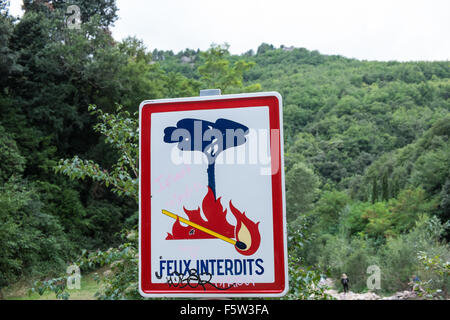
<box><xmin>229</xmin><ymin>201</ymin><xmax>261</xmax><ymax>256</ymax></box>
<box><xmin>165</xmin><ymin>187</ymin><xmax>261</xmax><ymax>255</ymax></box>
<box><xmin>166</xmin><ymin>187</ymin><xmax>234</xmax><ymax>240</ymax></box>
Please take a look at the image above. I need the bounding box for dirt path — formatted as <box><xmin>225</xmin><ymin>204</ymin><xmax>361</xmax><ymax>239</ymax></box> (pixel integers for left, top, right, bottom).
<box><xmin>320</xmin><ymin>278</ymin><xmax>418</xmax><ymax>300</ymax></box>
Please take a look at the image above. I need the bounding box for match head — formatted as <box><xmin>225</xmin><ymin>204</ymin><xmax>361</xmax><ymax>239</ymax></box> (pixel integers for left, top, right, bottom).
<box><xmin>235</xmin><ymin>241</ymin><xmax>247</xmax><ymax>250</ymax></box>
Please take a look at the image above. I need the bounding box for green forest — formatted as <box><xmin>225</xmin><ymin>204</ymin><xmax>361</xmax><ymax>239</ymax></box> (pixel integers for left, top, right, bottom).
<box><xmin>0</xmin><ymin>1</ymin><xmax>449</xmax><ymax>300</ymax></box>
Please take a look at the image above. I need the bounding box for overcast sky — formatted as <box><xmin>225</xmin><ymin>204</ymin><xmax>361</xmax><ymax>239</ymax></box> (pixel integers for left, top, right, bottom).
<box><xmin>8</xmin><ymin>0</ymin><xmax>450</xmax><ymax>61</ymax></box>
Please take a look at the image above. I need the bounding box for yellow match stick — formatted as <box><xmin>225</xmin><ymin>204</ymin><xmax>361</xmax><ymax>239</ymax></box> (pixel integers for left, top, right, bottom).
<box><xmin>162</xmin><ymin>209</ymin><xmax>247</xmax><ymax>250</ymax></box>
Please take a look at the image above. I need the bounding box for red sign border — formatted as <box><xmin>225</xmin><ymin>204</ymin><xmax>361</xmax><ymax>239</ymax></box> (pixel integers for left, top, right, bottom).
<box><xmin>139</xmin><ymin>92</ymin><xmax>288</xmax><ymax>297</ymax></box>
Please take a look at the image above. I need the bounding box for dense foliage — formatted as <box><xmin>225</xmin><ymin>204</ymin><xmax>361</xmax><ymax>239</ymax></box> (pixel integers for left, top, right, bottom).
<box><xmin>1</xmin><ymin>0</ymin><xmax>449</xmax><ymax>299</ymax></box>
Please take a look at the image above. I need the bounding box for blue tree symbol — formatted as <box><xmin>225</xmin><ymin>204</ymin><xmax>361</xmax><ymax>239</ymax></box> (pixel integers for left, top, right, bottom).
<box><xmin>163</xmin><ymin>118</ymin><xmax>249</xmax><ymax>198</ymax></box>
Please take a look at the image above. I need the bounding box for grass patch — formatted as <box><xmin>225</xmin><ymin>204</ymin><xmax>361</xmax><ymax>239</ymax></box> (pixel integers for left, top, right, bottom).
<box><xmin>4</xmin><ymin>269</ymin><xmax>107</xmax><ymax>300</ymax></box>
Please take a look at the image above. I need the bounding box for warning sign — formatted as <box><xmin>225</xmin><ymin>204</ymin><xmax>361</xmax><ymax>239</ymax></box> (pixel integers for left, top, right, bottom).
<box><xmin>139</xmin><ymin>92</ymin><xmax>288</xmax><ymax>297</ymax></box>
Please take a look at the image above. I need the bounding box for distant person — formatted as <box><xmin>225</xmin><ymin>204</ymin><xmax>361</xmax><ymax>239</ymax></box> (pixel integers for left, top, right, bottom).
<box><xmin>341</xmin><ymin>273</ymin><xmax>349</xmax><ymax>293</ymax></box>
<box><xmin>409</xmin><ymin>275</ymin><xmax>422</xmax><ymax>293</ymax></box>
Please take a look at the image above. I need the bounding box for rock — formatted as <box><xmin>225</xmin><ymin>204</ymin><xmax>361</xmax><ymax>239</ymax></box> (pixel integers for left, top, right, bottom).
<box><xmin>180</xmin><ymin>56</ymin><xmax>193</xmax><ymax>64</ymax></box>
<box><xmin>323</xmin><ymin>278</ymin><xmax>420</xmax><ymax>300</ymax></box>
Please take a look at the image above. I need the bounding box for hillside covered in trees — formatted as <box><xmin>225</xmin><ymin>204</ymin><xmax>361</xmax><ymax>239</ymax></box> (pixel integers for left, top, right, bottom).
<box><xmin>0</xmin><ymin>1</ymin><xmax>449</xmax><ymax>299</ymax></box>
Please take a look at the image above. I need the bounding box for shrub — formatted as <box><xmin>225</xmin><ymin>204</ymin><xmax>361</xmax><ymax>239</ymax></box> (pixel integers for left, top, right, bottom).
<box><xmin>0</xmin><ymin>178</ymin><xmax>73</xmax><ymax>291</ymax></box>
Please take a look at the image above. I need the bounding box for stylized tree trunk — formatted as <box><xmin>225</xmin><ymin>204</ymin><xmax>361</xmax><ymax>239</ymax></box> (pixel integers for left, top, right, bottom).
<box><xmin>207</xmin><ymin>162</ymin><xmax>216</xmax><ymax>198</ymax></box>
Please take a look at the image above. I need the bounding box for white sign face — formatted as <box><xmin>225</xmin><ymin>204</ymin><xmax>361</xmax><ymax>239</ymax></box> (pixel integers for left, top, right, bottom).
<box><xmin>139</xmin><ymin>92</ymin><xmax>287</xmax><ymax>297</ymax></box>
<box><xmin>150</xmin><ymin>106</ymin><xmax>275</xmax><ymax>285</ymax></box>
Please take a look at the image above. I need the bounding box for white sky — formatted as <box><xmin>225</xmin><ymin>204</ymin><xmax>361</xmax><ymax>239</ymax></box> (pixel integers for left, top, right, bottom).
<box><xmin>7</xmin><ymin>0</ymin><xmax>450</xmax><ymax>61</ymax></box>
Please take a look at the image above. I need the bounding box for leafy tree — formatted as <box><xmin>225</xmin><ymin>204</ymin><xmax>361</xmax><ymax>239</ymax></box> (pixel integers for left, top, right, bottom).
<box><xmin>0</xmin><ymin>0</ymin><xmax>16</xmax><ymax>87</ymax></box>
<box><xmin>286</xmin><ymin>162</ymin><xmax>320</xmax><ymax>221</ymax></box>
<box><xmin>23</xmin><ymin>0</ymin><xmax>118</xmax><ymax>27</ymax></box>
<box><xmin>0</xmin><ymin>178</ymin><xmax>73</xmax><ymax>293</ymax></box>
<box><xmin>417</xmin><ymin>251</ymin><xmax>450</xmax><ymax>299</ymax></box>
<box><xmin>311</xmin><ymin>190</ymin><xmax>350</xmax><ymax>234</ymax></box>
<box><xmin>0</xmin><ymin>125</ymin><xmax>26</xmax><ymax>182</ymax></box>
<box><xmin>198</xmin><ymin>43</ymin><xmax>260</xmax><ymax>93</ymax></box>
<box><xmin>439</xmin><ymin>179</ymin><xmax>450</xmax><ymax>223</ymax></box>
<box><xmin>56</xmin><ymin>104</ymin><xmax>138</xmax><ymax>201</ymax></box>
